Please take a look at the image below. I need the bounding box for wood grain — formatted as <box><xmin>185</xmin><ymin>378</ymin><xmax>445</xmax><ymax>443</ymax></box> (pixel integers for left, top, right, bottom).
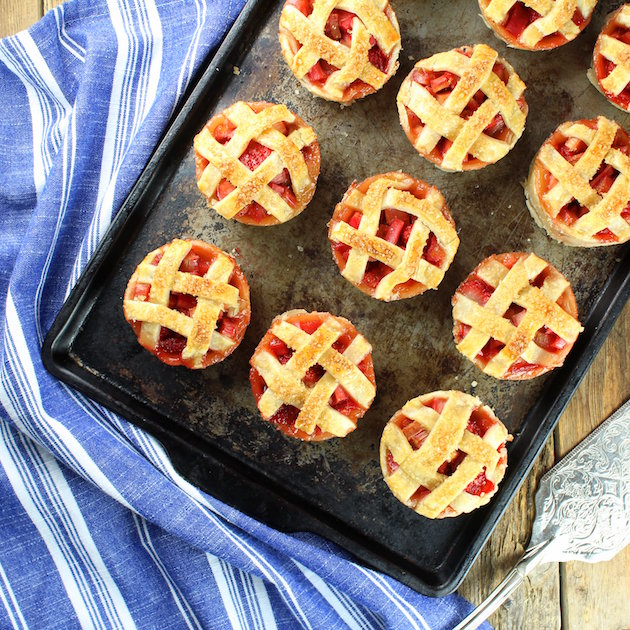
<box><xmin>0</xmin><ymin>0</ymin><xmax>41</xmax><ymax>38</ymax></box>
<box><xmin>1</xmin><ymin>2</ymin><xmax>629</xmax><ymax>629</ymax></box>
<box><xmin>43</xmin><ymin>0</ymin><xmax>63</xmax><ymax>14</ymax></box>
<box><xmin>459</xmin><ymin>438</ymin><xmax>561</xmax><ymax>630</ymax></box>
<box><xmin>557</xmin><ymin>302</ymin><xmax>630</xmax><ymax>630</ymax></box>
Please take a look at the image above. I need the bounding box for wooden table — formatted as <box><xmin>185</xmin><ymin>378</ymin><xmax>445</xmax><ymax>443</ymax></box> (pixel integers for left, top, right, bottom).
<box><xmin>3</xmin><ymin>2</ymin><xmax>629</xmax><ymax>628</ymax></box>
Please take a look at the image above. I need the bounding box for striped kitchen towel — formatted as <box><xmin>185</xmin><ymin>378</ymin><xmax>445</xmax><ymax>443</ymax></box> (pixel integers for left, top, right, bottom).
<box><xmin>0</xmin><ymin>1</ymin><xmax>488</xmax><ymax>628</ymax></box>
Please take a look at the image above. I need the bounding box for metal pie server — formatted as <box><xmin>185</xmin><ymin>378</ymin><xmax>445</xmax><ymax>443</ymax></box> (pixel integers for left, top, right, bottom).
<box><xmin>454</xmin><ymin>398</ymin><xmax>630</xmax><ymax>630</ymax></box>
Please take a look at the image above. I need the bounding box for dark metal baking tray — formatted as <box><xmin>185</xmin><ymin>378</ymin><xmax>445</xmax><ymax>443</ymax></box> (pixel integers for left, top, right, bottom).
<box><xmin>42</xmin><ymin>0</ymin><xmax>630</xmax><ymax>596</ymax></box>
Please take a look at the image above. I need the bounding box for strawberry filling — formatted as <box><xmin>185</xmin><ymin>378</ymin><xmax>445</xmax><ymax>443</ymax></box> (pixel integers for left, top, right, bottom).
<box><xmin>534</xmin><ymin>326</ymin><xmax>567</xmax><ymax>352</ymax></box>
<box><xmin>131</xmin><ymin>244</ymin><xmax>248</xmax><ymax>367</ymax></box>
<box><xmin>531</xmin><ymin>265</ymin><xmax>552</xmax><ymax>288</ymax></box>
<box><xmin>331</xmin><ymin>202</ymin><xmax>447</xmax><ymax>293</ymax></box>
<box><xmin>458</xmin><ymin>275</ymin><xmax>495</xmax><ymax>305</ymax></box>
<box><xmin>454</xmin><ymin>254</ymin><xmax>571</xmax><ymax>378</ymax></box>
<box><xmin>386</xmin><ymin>450</ymin><xmax>399</xmax><ymax>474</ymax></box>
<box><xmin>214</xmin><ymin>137</ymin><xmax>297</xmax><ymax>221</ymax></box>
<box><xmin>307</xmin><ymin>59</ymin><xmax>340</xmax><ymax>85</ymax></box>
<box><xmin>503</xmin><ymin>2</ymin><xmax>540</xmax><ymax>38</ymax></box>
<box><xmin>408</xmin><ymin>50</ymin><xmax>523</xmax><ymax>167</ymax></box>
<box><xmin>465</xmin><ymin>471</ymin><xmax>495</xmax><ymax>496</ymax></box>
<box><xmin>291</xmin><ymin>3</ymin><xmax>393</xmax><ymax>100</ymax></box>
<box><xmin>543</xmin><ymin>122</ymin><xmax>630</xmax><ymax>242</ymax></box>
<box><xmin>286</xmin><ymin>0</ymin><xmax>313</xmax><ymax>17</ymax></box>
<box><xmin>467</xmin><ymin>406</ymin><xmax>498</xmax><ymax>437</ymax></box>
<box><xmin>239</xmin><ymin>140</ymin><xmax>272</xmax><ymax>171</ymax></box>
<box><xmin>498</xmin><ymin>1</ymin><xmax>585</xmax><ymax>48</ymax></box>
<box><xmin>387</xmin><ymin>402</ymin><xmax>501</xmax><ymax>504</ymax></box>
<box><xmin>594</xmin><ymin>18</ymin><xmax>630</xmax><ymax>108</ymax></box>
<box><xmin>249</xmin><ymin>313</ymin><xmax>375</xmax><ymax>440</ymax></box>
<box><xmin>198</xmin><ymin>103</ymin><xmax>320</xmax><ymax>225</ymax></box>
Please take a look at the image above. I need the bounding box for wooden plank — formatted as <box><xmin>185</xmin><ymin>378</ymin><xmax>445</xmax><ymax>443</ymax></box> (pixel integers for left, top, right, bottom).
<box><xmin>459</xmin><ymin>437</ymin><xmax>561</xmax><ymax>629</ymax></box>
<box><xmin>43</xmin><ymin>0</ymin><xmax>64</xmax><ymax>14</ymax></box>
<box><xmin>556</xmin><ymin>301</ymin><xmax>630</xmax><ymax>629</ymax></box>
<box><xmin>0</xmin><ymin>0</ymin><xmax>40</xmax><ymax>38</ymax></box>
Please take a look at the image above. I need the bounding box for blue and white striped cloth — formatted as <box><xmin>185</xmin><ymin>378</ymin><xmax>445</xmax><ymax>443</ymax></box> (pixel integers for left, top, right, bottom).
<box><xmin>0</xmin><ymin>1</ymin><xmax>489</xmax><ymax>627</ymax></box>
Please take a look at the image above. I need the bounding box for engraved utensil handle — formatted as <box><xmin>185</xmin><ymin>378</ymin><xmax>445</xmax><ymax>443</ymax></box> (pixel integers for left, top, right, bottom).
<box><xmin>452</xmin><ymin>540</ymin><xmax>552</xmax><ymax>630</ymax></box>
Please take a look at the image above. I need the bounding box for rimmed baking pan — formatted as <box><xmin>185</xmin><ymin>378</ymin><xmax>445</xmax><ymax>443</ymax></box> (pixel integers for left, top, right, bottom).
<box><xmin>42</xmin><ymin>0</ymin><xmax>630</xmax><ymax>595</ymax></box>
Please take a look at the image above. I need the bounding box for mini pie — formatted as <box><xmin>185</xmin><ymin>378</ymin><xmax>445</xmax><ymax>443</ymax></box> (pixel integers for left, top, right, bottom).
<box><xmin>396</xmin><ymin>44</ymin><xmax>528</xmax><ymax>172</ymax></box>
<box><xmin>525</xmin><ymin>116</ymin><xmax>630</xmax><ymax>247</ymax></box>
<box><xmin>452</xmin><ymin>252</ymin><xmax>583</xmax><ymax>380</ymax></box>
<box><xmin>589</xmin><ymin>4</ymin><xmax>630</xmax><ymax>112</ymax></box>
<box><xmin>328</xmin><ymin>172</ymin><xmax>459</xmax><ymax>301</ymax></box>
<box><xmin>478</xmin><ymin>0</ymin><xmax>597</xmax><ymax>51</ymax></box>
<box><xmin>194</xmin><ymin>101</ymin><xmax>321</xmax><ymax>225</ymax></box>
<box><xmin>249</xmin><ymin>310</ymin><xmax>376</xmax><ymax>440</ymax></box>
<box><xmin>123</xmin><ymin>238</ymin><xmax>250</xmax><ymax>368</ymax></box>
<box><xmin>380</xmin><ymin>390</ymin><xmax>511</xmax><ymax>519</ymax></box>
<box><xmin>278</xmin><ymin>0</ymin><xmax>401</xmax><ymax>104</ymax></box>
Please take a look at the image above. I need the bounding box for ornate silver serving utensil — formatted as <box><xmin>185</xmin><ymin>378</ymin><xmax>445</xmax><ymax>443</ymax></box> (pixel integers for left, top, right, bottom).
<box><xmin>453</xmin><ymin>398</ymin><xmax>630</xmax><ymax>630</ymax></box>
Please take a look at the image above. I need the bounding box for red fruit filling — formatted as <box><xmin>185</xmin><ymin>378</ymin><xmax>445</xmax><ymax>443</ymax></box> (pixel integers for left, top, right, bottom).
<box><xmin>307</xmin><ymin>59</ymin><xmax>340</xmax><ymax>85</ymax></box>
<box><xmin>386</xmin><ymin>403</ymin><xmax>502</xmax><ymax>504</ymax></box>
<box><xmin>331</xmin><ymin>184</ymin><xmax>448</xmax><ymax>295</ymax></box>
<box><xmin>465</xmin><ymin>471</ymin><xmax>495</xmax><ymax>496</ymax></box>
<box><xmin>406</xmin><ymin>49</ymin><xmax>525</xmax><ymax>168</ymax></box>
<box><xmin>467</xmin><ymin>406</ymin><xmax>498</xmax><ymax>437</ymax></box>
<box><xmin>214</xmin><ymin>136</ymin><xmax>297</xmax><ymax>222</ymax></box>
<box><xmin>503</xmin><ymin>2</ymin><xmax>540</xmax><ymax>38</ymax></box>
<box><xmin>496</xmin><ymin>1</ymin><xmax>586</xmax><ymax>49</ymax></box>
<box><xmin>454</xmin><ymin>254</ymin><xmax>572</xmax><ymax>378</ymax></box>
<box><xmin>130</xmin><ymin>243</ymin><xmax>248</xmax><ymax>367</ymax></box>
<box><xmin>594</xmin><ymin>15</ymin><xmax>630</xmax><ymax>108</ymax></box>
<box><xmin>197</xmin><ymin>103</ymin><xmax>320</xmax><ymax>224</ymax></box>
<box><xmin>286</xmin><ymin>0</ymin><xmax>313</xmax><ymax>17</ymax></box>
<box><xmin>542</xmin><ymin>121</ymin><xmax>630</xmax><ymax>242</ymax></box>
<box><xmin>425</xmin><ymin>397</ymin><xmax>446</xmax><ymax>414</ymax></box>
<box><xmin>458</xmin><ymin>275</ymin><xmax>495</xmax><ymax>305</ymax></box>
<box><xmin>386</xmin><ymin>449</ymin><xmax>399</xmax><ymax>474</ymax></box>
<box><xmin>250</xmin><ymin>313</ymin><xmax>375</xmax><ymax>440</ymax></box>
<box><xmin>289</xmin><ymin>2</ymin><xmax>394</xmax><ymax>101</ymax></box>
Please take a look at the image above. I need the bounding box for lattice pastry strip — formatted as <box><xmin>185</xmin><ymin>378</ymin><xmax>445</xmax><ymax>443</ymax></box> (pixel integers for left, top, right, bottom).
<box><xmin>279</xmin><ymin>0</ymin><xmax>401</xmax><ymax>103</ymax></box>
<box><xmin>526</xmin><ymin>117</ymin><xmax>630</xmax><ymax>246</ymax></box>
<box><xmin>328</xmin><ymin>173</ymin><xmax>459</xmax><ymax>301</ymax></box>
<box><xmin>380</xmin><ymin>391</ymin><xmax>511</xmax><ymax>519</ymax></box>
<box><xmin>397</xmin><ymin>44</ymin><xmax>527</xmax><ymax>172</ymax></box>
<box><xmin>453</xmin><ymin>253</ymin><xmax>583</xmax><ymax>380</ymax></box>
<box><xmin>194</xmin><ymin>102</ymin><xmax>319</xmax><ymax>224</ymax></box>
<box><xmin>480</xmin><ymin>0</ymin><xmax>596</xmax><ymax>50</ymax></box>
<box><xmin>539</xmin><ymin>119</ymin><xmax>617</xmax><ymax>213</ymax></box>
<box><xmin>598</xmin><ymin>35</ymin><xmax>630</xmax><ymax>96</ymax></box>
<box><xmin>250</xmin><ymin>312</ymin><xmax>376</xmax><ymax>438</ymax></box>
<box><xmin>589</xmin><ymin>5</ymin><xmax>630</xmax><ymax>109</ymax></box>
<box><xmin>123</xmin><ymin>239</ymin><xmax>250</xmax><ymax>369</ymax></box>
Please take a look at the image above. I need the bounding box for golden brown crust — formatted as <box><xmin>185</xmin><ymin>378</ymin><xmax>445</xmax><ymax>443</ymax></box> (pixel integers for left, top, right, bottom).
<box><xmin>380</xmin><ymin>390</ymin><xmax>511</xmax><ymax>519</ymax></box>
<box><xmin>478</xmin><ymin>0</ymin><xmax>597</xmax><ymax>51</ymax></box>
<box><xmin>525</xmin><ymin>117</ymin><xmax>630</xmax><ymax>247</ymax></box>
<box><xmin>396</xmin><ymin>44</ymin><xmax>527</xmax><ymax>172</ymax></box>
<box><xmin>591</xmin><ymin>5</ymin><xmax>630</xmax><ymax>112</ymax></box>
<box><xmin>328</xmin><ymin>172</ymin><xmax>459</xmax><ymax>301</ymax></box>
<box><xmin>278</xmin><ymin>0</ymin><xmax>401</xmax><ymax>103</ymax></box>
<box><xmin>451</xmin><ymin>252</ymin><xmax>582</xmax><ymax>380</ymax></box>
<box><xmin>193</xmin><ymin>101</ymin><xmax>320</xmax><ymax>226</ymax></box>
<box><xmin>249</xmin><ymin>310</ymin><xmax>376</xmax><ymax>440</ymax></box>
<box><xmin>123</xmin><ymin>239</ymin><xmax>250</xmax><ymax>369</ymax></box>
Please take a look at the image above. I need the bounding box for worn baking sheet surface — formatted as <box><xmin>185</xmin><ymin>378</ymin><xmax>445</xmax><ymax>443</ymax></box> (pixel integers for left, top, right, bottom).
<box><xmin>52</xmin><ymin>0</ymin><xmax>629</xmax><ymax>595</ymax></box>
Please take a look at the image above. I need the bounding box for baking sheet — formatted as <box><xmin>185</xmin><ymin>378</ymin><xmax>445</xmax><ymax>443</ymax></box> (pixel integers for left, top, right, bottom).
<box><xmin>43</xmin><ymin>0</ymin><xmax>630</xmax><ymax>595</ymax></box>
